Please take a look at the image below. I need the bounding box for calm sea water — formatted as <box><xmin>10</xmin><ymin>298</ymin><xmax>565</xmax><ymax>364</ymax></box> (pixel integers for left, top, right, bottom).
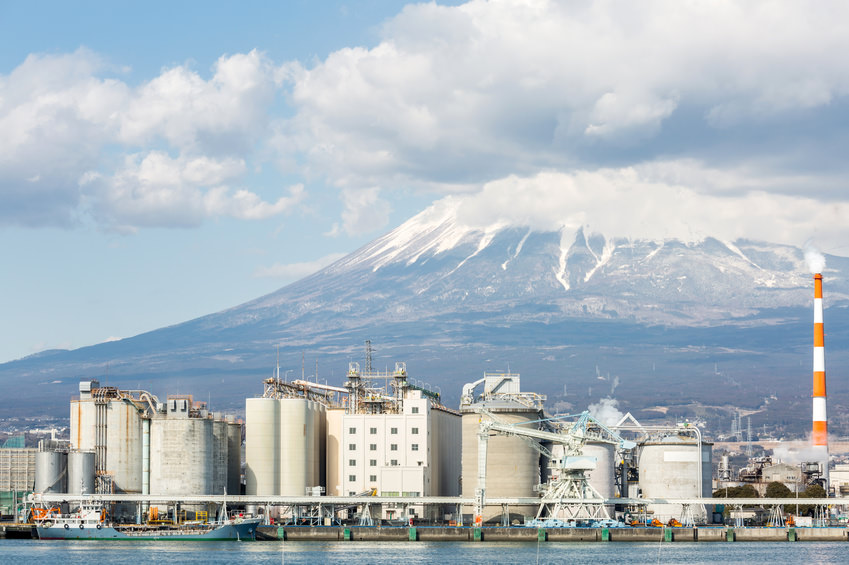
<box><xmin>3</xmin><ymin>539</ymin><xmax>849</xmax><ymax>564</ymax></box>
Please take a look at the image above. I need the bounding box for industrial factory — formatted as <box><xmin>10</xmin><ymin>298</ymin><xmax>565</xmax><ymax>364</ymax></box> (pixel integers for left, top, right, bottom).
<box><xmin>1</xmin><ymin>273</ymin><xmax>845</xmax><ymax>536</ymax></box>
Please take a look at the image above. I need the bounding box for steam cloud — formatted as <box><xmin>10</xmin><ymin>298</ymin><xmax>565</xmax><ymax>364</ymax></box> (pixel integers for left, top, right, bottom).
<box><xmin>804</xmin><ymin>242</ymin><xmax>826</xmax><ymax>274</ymax></box>
<box><xmin>587</xmin><ymin>397</ymin><xmax>624</xmax><ymax>427</ymax></box>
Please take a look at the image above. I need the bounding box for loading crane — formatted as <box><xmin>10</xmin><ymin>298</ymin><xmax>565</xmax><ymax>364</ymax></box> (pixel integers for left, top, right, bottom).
<box><xmin>475</xmin><ymin>408</ymin><xmax>635</xmax><ymax>523</ymax></box>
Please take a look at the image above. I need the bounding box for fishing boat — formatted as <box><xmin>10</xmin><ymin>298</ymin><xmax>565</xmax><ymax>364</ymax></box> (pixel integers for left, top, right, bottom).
<box><xmin>33</xmin><ymin>501</ymin><xmax>260</xmax><ymax>540</ymax></box>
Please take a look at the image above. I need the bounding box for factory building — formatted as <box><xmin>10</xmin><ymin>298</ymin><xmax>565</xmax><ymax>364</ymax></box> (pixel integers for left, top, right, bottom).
<box><xmin>0</xmin><ymin>437</ymin><xmax>35</xmax><ymax>518</ymax></box>
<box><xmin>326</xmin><ymin>363</ymin><xmax>460</xmax><ymax>520</ymax></box>
<box><xmin>244</xmin><ymin>361</ymin><xmax>461</xmax><ymax>520</ymax></box>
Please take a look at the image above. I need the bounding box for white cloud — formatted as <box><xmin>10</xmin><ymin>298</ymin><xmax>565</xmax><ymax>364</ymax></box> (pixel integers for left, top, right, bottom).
<box><xmin>254</xmin><ymin>252</ymin><xmax>348</xmax><ymax>280</ymax></box>
<box><xmin>407</xmin><ymin>161</ymin><xmax>849</xmax><ymax>253</ymax></box>
<box><xmin>327</xmin><ymin>187</ymin><xmax>392</xmax><ymax>236</ymax></box>
<box><xmin>278</xmin><ymin>0</ymin><xmax>849</xmax><ymax>195</ymax></box>
<box><xmin>81</xmin><ymin>152</ymin><xmax>302</xmax><ymax>230</ymax></box>
<box><xmin>0</xmin><ymin>49</ymin><xmax>283</xmax><ymax>230</ymax></box>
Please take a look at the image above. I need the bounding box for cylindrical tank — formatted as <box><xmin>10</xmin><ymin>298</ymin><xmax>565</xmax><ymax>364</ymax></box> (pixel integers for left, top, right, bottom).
<box><xmin>106</xmin><ymin>401</ymin><xmax>144</xmax><ymax>494</ymax></box>
<box><xmin>279</xmin><ymin>398</ymin><xmax>309</xmax><ymax>495</ymax></box>
<box><xmin>583</xmin><ymin>442</ymin><xmax>616</xmax><ymax>500</ymax></box>
<box><xmin>212</xmin><ymin>419</ymin><xmax>228</xmax><ymax>494</ymax></box>
<box><xmin>226</xmin><ymin>420</ymin><xmax>242</xmax><ymax>495</ymax></box>
<box><xmin>245</xmin><ymin>398</ymin><xmax>280</xmax><ymax>495</ymax></box>
<box><xmin>67</xmin><ymin>451</ymin><xmax>95</xmax><ymax>495</ymax></box>
<box><xmin>149</xmin><ymin>415</ymin><xmax>213</xmax><ymax>496</ymax></box>
<box><xmin>461</xmin><ymin>401</ymin><xmax>542</xmax><ymax>522</ymax></box>
<box><xmin>35</xmin><ymin>451</ymin><xmax>67</xmax><ymax>494</ymax></box>
<box><xmin>638</xmin><ymin>436</ymin><xmax>712</xmax><ymax>522</ymax></box>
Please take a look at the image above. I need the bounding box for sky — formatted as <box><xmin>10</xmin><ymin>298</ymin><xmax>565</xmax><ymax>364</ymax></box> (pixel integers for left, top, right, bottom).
<box><xmin>2</xmin><ymin>0</ymin><xmax>849</xmax><ymax>363</ymax></box>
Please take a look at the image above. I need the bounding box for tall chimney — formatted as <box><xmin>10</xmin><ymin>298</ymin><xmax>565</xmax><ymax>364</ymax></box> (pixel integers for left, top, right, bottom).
<box><xmin>812</xmin><ymin>273</ymin><xmax>829</xmax><ymax>482</ymax></box>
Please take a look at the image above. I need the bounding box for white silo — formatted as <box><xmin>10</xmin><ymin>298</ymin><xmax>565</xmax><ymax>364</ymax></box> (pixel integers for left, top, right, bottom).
<box><xmin>279</xmin><ymin>398</ymin><xmax>309</xmax><ymax>495</ymax></box>
<box><xmin>638</xmin><ymin>435</ymin><xmax>712</xmax><ymax>522</ymax></box>
<box><xmin>245</xmin><ymin>397</ymin><xmax>280</xmax><ymax>495</ymax></box>
<box><xmin>461</xmin><ymin>400</ymin><xmax>543</xmax><ymax>522</ymax></box>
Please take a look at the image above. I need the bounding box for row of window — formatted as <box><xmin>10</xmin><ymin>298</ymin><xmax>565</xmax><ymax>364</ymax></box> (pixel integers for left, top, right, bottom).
<box><xmin>348</xmin><ymin>443</ymin><xmax>419</xmax><ymax>451</ymax></box>
<box><xmin>348</xmin><ymin>426</ymin><xmax>420</xmax><ymax>435</ymax></box>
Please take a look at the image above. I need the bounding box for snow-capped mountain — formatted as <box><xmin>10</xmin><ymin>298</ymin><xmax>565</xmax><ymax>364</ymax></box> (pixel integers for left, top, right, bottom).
<box><xmin>3</xmin><ymin>207</ymin><xmax>848</xmax><ymax>435</ymax></box>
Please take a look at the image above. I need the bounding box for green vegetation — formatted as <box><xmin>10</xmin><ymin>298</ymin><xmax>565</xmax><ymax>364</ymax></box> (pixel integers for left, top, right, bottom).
<box><xmin>712</xmin><ymin>484</ymin><xmax>759</xmax><ymax>498</ymax></box>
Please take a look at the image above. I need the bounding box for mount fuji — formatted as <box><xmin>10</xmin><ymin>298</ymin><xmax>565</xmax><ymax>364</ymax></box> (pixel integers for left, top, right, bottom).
<box><xmin>3</xmin><ymin>201</ymin><xmax>848</xmax><ymax>436</ymax></box>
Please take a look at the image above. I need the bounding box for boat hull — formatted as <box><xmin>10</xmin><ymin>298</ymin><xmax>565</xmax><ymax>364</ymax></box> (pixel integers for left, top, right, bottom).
<box><xmin>36</xmin><ymin>519</ymin><xmax>260</xmax><ymax>541</ymax></box>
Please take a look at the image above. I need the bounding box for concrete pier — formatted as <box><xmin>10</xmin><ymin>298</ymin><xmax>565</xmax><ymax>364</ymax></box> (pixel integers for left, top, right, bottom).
<box><xmin>256</xmin><ymin>526</ymin><xmax>849</xmax><ymax>542</ymax></box>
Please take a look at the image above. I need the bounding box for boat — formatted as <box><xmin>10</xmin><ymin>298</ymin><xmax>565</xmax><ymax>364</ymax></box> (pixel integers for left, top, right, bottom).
<box><xmin>33</xmin><ymin>502</ymin><xmax>261</xmax><ymax>541</ymax></box>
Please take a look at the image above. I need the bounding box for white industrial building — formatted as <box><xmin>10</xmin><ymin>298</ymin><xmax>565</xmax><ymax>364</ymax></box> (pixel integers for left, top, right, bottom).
<box><xmin>245</xmin><ymin>362</ymin><xmax>461</xmax><ymax>521</ymax></box>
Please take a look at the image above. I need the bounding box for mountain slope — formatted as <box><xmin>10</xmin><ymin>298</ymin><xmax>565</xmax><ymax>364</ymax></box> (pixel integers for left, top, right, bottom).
<box><xmin>3</xmin><ymin>209</ymin><xmax>848</xmax><ymax>437</ymax></box>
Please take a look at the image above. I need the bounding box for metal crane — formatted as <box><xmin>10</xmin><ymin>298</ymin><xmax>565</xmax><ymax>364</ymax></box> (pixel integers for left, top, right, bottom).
<box><xmin>475</xmin><ymin>408</ymin><xmax>635</xmax><ymax>523</ymax></box>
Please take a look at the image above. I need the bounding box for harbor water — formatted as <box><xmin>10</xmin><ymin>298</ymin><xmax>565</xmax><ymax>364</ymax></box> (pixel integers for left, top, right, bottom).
<box><xmin>3</xmin><ymin>539</ymin><xmax>849</xmax><ymax>564</ymax></box>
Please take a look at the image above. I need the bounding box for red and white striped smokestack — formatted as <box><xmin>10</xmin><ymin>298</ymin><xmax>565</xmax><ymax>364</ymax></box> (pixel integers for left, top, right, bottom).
<box><xmin>812</xmin><ymin>273</ymin><xmax>828</xmax><ymax>451</ymax></box>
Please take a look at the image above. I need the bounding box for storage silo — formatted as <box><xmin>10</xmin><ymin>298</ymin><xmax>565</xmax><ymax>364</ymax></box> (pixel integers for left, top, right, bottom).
<box><xmin>279</xmin><ymin>398</ymin><xmax>310</xmax><ymax>496</ymax></box>
<box><xmin>105</xmin><ymin>400</ymin><xmax>144</xmax><ymax>494</ymax></box>
<box><xmin>67</xmin><ymin>451</ymin><xmax>95</xmax><ymax>495</ymax></box>
<box><xmin>325</xmin><ymin>408</ymin><xmax>345</xmax><ymax>496</ymax></box>
<box><xmin>35</xmin><ymin>451</ymin><xmax>67</xmax><ymax>494</ymax></box>
<box><xmin>149</xmin><ymin>399</ymin><xmax>213</xmax><ymax>496</ymax></box>
<box><xmin>461</xmin><ymin>399</ymin><xmax>543</xmax><ymax>522</ymax></box>
<box><xmin>211</xmin><ymin>418</ymin><xmax>229</xmax><ymax>495</ymax></box>
<box><xmin>245</xmin><ymin>397</ymin><xmax>280</xmax><ymax>495</ymax></box>
<box><xmin>638</xmin><ymin>435</ymin><xmax>712</xmax><ymax>522</ymax></box>
<box><xmin>226</xmin><ymin>419</ymin><xmax>242</xmax><ymax>495</ymax></box>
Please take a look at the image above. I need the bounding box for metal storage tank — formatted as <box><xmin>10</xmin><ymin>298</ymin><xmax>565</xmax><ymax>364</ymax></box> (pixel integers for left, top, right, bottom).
<box><xmin>211</xmin><ymin>419</ymin><xmax>228</xmax><ymax>495</ymax></box>
<box><xmin>226</xmin><ymin>420</ymin><xmax>242</xmax><ymax>495</ymax></box>
<box><xmin>279</xmin><ymin>398</ymin><xmax>309</xmax><ymax>496</ymax></box>
<box><xmin>547</xmin><ymin>441</ymin><xmax>615</xmax><ymax>501</ymax></box>
<box><xmin>583</xmin><ymin>442</ymin><xmax>616</xmax><ymax>501</ymax></box>
<box><xmin>67</xmin><ymin>451</ymin><xmax>95</xmax><ymax>495</ymax></box>
<box><xmin>104</xmin><ymin>400</ymin><xmax>144</xmax><ymax>494</ymax></box>
<box><xmin>245</xmin><ymin>397</ymin><xmax>280</xmax><ymax>495</ymax></box>
<box><xmin>149</xmin><ymin>403</ymin><xmax>213</xmax><ymax>496</ymax></box>
<box><xmin>638</xmin><ymin>436</ymin><xmax>712</xmax><ymax>522</ymax></box>
<box><xmin>35</xmin><ymin>451</ymin><xmax>67</xmax><ymax>494</ymax></box>
<box><xmin>461</xmin><ymin>400</ymin><xmax>543</xmax><ymax>522</ymax></box>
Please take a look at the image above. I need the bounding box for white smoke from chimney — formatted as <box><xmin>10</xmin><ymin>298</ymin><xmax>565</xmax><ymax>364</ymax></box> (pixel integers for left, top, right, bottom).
<box><xmin>804</xmin><ymin>241</ymin><xmax>826</xmax><ymax>274</ymax></box>
<box><xmin>610</xmin><ymin>376</ymin><xmax>620</xmax><ymax>396</ymax></box>
<box><xmin>588</xmin><ymin>397</ymin><xmax>624</xmax><ymax>427</ymax></box>
<box><xmin>772</xmin><ymin>444</ymin><xmax>826</xmax><ymax>465</ymax></box>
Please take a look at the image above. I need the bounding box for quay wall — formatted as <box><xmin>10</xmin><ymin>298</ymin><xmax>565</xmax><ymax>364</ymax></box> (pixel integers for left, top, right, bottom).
<box><xmin>257</xmin><ymin>526</ymin><xmax>849</xmax><ymax>542</ymax></box>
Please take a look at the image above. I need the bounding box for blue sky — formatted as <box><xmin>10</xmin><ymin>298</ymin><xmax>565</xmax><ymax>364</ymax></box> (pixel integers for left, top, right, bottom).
<box><xmin>2</xmin><ymin>0</ymin><xmax>849</xmax><ymax>363</ymax></box>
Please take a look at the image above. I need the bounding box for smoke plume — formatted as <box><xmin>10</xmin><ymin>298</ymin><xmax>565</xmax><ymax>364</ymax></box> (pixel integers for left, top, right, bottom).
<box><xmin>587</xmin><ymin>397</ymin><xmax>624</xmax><ymax>427</ymax></box>
<box><xmin>804</xmin><ymin>242</ymin><xmax>826</xmax><ymax>274</ymax></box>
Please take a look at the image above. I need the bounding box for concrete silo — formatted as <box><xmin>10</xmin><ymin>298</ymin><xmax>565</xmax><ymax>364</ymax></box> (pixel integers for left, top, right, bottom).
<box><xmin>638</xmin><ymin>434</ymin><xmax>712</xmax><ymax>522</ymax></box>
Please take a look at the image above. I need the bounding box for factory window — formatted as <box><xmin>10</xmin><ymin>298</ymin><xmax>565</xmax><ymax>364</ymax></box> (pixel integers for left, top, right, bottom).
<box><xmin>369</xmin><ymin>443</ymin><xmax>377</xmax><ymax>451</ymax></box>
<box><xmin>390</xmin><ymin>444</ymin><xmax>398</xmax><ymax>451</ymax></box>
<box><xmin>349</xmin><ymin>475</ymin><xmax>356</xmax><ymax>482</ymax></box>
<box><xmin>390</xmin><ymin>427</ymin><xmax>398</xmax><ymax>434</ymax></box>
<box><xmin>411</xmin><ymin>407</ymin><xmax>419</xmax><ymax>414</ymax></box>
<box><xmin>370</xmin><ymin>427</ymin><xmax>377</xmax><ymax>434</ymax></box>
<box><xmin>349</xmin><ymin>427</ymin><xmax>356</xmax><ymax>434</ymax></box>
<box><xmin>411</xmin><ymin>427</ymin><xmax>419</xmax><ymax>435</ymax></box>
<box><xmin>349</xmin><ymin>444</ymin><xmax>356</xmax><ymax>451</ymax></box>
<box><xmin>390</xmin><ymin>459</ymin><xmax>398</xmax><ymax>466</ymax></box>
<box><xmin>411</xmin><ymin>444</ymin><xmax>419</xmax><ymax>451</ymax></box>
<box><xmin>369</xmin><ymin>475</ymin><xmax>377</xmax><ymax>482</ymax></box>
<box><xmin>370</xmin><ymin>459</ymin><xmax>377</xmax><ymax>467</ymax></box>
<box><xmin>349</xmin><ymin>459</ymin><xmax>356</xmax><ymax>467</ymax></box>
<box><xmin>403</xmin><ymin>492</ymin><xmax>420</xmax><ymax>497</ymax></box>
